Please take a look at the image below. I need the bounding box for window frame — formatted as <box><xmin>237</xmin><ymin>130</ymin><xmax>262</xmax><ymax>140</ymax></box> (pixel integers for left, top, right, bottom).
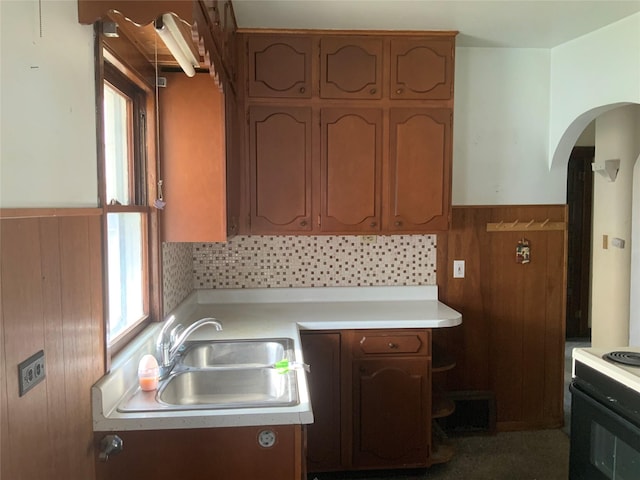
<box><xmin>95</xmin><ymin>27</ymin><xmax>162</xmax><ymax>362</ymax></box>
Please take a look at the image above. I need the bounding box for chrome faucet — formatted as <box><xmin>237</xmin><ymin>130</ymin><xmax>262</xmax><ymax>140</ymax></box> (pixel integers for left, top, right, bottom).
<box><xmin>156</xmin><ymin>317</ymin><xmax>222</xmax><ymax>376</ymax></box>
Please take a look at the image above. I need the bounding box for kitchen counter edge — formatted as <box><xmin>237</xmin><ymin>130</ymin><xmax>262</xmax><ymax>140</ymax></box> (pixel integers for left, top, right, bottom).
<box><xmin>92</xmin><ymin>286</ymin><xmax>462</xmax><ymax>432</ymax></box>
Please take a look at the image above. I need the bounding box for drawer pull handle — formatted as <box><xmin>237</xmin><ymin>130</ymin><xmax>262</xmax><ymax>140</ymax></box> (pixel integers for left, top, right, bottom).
<box><xmin>299</xmin><ymin>86</ymin><xmax>306</xmax><ymax>94</ymax></box>
<box><xmin>388</xmin><ymin>342</ymin><xmax>398</xmax><ymax>349</ymax></box>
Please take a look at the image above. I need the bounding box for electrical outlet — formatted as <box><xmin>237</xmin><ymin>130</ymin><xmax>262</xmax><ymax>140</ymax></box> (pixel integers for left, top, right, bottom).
<box><xmin>453</xmin><ymin>260</ymin><xmax>465</xmax><ymax>278</ymax></box>
<box><xmin>18</xmin><ymin>350</ymin><xmax>45</xmax><ymax>397</ymax></box>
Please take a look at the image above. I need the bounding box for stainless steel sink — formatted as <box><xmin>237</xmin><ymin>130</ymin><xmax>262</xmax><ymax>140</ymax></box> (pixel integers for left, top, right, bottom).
<box><xmin>117</xmin><ymin>338</ymin><xmax>299</xmax><ymax>412</ymax></box>
<box><xmin>177</xmin><ymin>338</ymin><xmax>293</xmax><ymax>368</ymax></box>
<box><xmin>156</xmin><ymin>368</ymin><xmax>298</xmax><ymax>409</ymax></box>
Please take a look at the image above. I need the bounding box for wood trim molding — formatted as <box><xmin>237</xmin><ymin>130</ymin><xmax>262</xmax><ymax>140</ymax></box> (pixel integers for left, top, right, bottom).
<box><xmin>236</xmin><ymin>28</ymin><xmax>459</xmax><ymax>37</ymax></box>
<box><xmin>0</xmin><ymin>208</ymin><xmax>102</xmax><ymax>219</ymax></box>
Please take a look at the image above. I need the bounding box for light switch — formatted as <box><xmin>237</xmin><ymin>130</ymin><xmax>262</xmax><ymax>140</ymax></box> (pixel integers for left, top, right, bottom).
<box><xmin>453</xmin><ymin>260</ymin><xmax>465</xmax><ymax>278</ymax></box>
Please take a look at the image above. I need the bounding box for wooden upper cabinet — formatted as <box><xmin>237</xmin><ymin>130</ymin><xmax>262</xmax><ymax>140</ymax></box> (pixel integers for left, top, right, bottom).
<box><xmin>390</xmin><ymin>38</ymin><xmax>455</xmax><ymax>100</ymax></box>
<box><xmin>320</xmin><ymin>37</ymin><xmax>383</xmax><ymax>99</ymax></box>
<box><xmin>387</xmin><ymin>108</ymin><xmax>452</xmax><ymax>232</ymax></box>
<box><xmin>240</xmin><ymin>32</ymin><xmax>456</xmax><ymax>235</ymax></box>
<box><xmin>225</xmin><ymin>91</ymin><xmax>241</xmax><ymax>237</ymax></box>
<box><xmin>248</xmin><ymin>106</ymin><xmax>313</xmax><ymax>233</ymax></box>
<box><xmin>160</xmin><ymin>73</ymin><xmax>227</xmax><ymax>243</ymax></box>
<box><xmin>247</xmin><ymin>36</ymin><xmax>313</xmax><ymax>98</ymax></box>
<box><xmin>320</xmin><ymin>109</ymin><xmax>382</xmax><ymax>233</ymax></box>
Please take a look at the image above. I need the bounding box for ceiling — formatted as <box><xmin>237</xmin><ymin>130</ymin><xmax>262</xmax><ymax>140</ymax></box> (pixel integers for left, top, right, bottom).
<box><xmin>232</xmin><ymin>0</ymin><xmax>640</xmax><ymax>48</ymax></box>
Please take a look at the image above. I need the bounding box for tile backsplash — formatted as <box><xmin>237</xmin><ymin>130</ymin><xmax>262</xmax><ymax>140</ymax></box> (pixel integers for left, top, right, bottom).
<box><xmin>163</xmin><ymin>235</ymin><xmax>437</xmax><ymax>313</ymax></box>
<box><xmin>162</xmin><ymin>242</ymin><xmax>194</xmax><ymax>314</ymax></box>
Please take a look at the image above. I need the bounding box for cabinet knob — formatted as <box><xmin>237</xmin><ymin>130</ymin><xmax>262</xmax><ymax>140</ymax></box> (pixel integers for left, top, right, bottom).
<box><xmin>299</xmin><ymin>86</ymin><xmax>306</xmax><ymax>94</ymax></box>
<box><xmin>370</xmin><ymin>221</ymin><xmax>377</xmax><ymax>227</ymax></box>
<box><xmin>300</xmin><ymin>220</ymin><xmax>308</xmax><ymax>227</ymax></box>
<box><xmin>370</xmin><ymin>88</ymin><xmax>377</xmax><ymax>94</ymax></box>
<box><xmin>388</xmin><ymin>342</ymin><xmax>398</xmax><ymax>349</ymax></box>
<box><xmin>394</xmin><ymin>221</ymin><xmax>403</xmax><ymax>227</ymax></box>
<box><xmin>396</xmin><ymin>88</ymin><xmax>404</xmax><ymax>94</ymax></box>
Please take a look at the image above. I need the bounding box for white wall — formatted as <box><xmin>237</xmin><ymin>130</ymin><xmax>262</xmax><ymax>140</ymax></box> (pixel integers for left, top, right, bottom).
<box><xmin>0</xmin><ymin>0</ymin><xmax>97</xmax><ymax>207</ymax></box>
<box><xmin>628</xmin><ymin>108</ymin><xmax>640</xmax><ymax>347</ymax></box>
<box><xmin>575</xmin><ymin>121</ymin><xmax>595</xmax><ymax>147</ymax></box>
<box><xmin>549</xmin><ymin>12</ymin><xmax>640</xmax><ymax>172</ymax></box>
<box><xmin>452</xmin><ymin>47</ymin><xmax>566</xmax><ymax>205</ymax></box>
<box><xmin>591</xmin><ymin>105</ymin><xmax>640</xmax><ymax>348</ymax></box>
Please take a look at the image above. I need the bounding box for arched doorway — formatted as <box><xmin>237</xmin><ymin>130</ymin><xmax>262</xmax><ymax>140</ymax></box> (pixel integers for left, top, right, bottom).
<box><xmin>557</xmin><ymin>104</ymin><xmax>640</xmax><ymax>347</ymax></box>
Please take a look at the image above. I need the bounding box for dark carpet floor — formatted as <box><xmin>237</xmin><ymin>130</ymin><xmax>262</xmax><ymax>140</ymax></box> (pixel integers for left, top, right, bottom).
<box><xmin>308</xmin><ymin>429</ymin><xmax>570</xmax><ymax>480</ymax></box>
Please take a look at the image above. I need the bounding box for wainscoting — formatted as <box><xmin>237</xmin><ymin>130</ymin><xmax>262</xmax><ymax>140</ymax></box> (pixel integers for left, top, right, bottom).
<box><xmin>437</xmin><ymin>205</ymin><xmax>567</xmax><ymax>431</ymax></box>
<box><xmin>0</xmin><ymin>210</ymin><xmax>105</xmax><ymax>480</ymax></box>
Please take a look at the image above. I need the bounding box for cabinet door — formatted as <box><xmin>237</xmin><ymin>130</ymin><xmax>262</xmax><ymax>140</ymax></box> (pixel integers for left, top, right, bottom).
<box><xmin>160</xmin><ymin>73</ymin><xmax>227</xmax><ymax>242</ymax></box>
<box><xmin>387</xmin><ymin>108</ymin><xmax>452</xmax><ymax>232</ymax></box>
<box><xmin>320</xmin><ymin>37</ymin><xmax>383</xmax><ymax>99</ymax></box>
<box><xmin>352</xmin><ymin>358</ymin><xmax>431</xmax><ymax>469</ymax></box>
<box><xmin>94</xmin><ymin>426</ymin><xmax>304</xmax><ymax>480</ymax></box>
<box><xmin>320</xmin><ymin>109</ymin><xmax>382</xmax><ymax>233</ymax></box>
<box><xmin>301</xmin><ymin>332</ymin><xmax>342</xmax><ymax>472</ymax></box>
<box><xmin>248</xmin><ymin>106</ymin><xmax>313</xmax><ymax>233</ymax></box>
<box><xmin>247</xmin><ymin>36</ymin><xmax>312</xmax><ymax>98</ymax></box>
<box><xmin>390</xmin><ymin>38</ymin><xmax>455</xmax><ymax>100</ymax></box>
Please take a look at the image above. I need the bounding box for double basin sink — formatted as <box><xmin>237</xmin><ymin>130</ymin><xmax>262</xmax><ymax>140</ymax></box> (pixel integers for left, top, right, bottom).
<box><xmin>118</xmin><ymin>338</ymin><xmax>299</xmax><ymax>412</ymax></box>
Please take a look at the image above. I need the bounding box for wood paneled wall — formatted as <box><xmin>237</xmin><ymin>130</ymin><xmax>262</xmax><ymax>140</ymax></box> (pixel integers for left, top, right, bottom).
<box><xmin>437</xmin><ymin>205</ymin><xmax>567</xmax><ymax>431</ymax></box>
<box><xmin>0</xmin><ymin>212</ymin><xmax>105</xmax><ymax>480</ymax></box>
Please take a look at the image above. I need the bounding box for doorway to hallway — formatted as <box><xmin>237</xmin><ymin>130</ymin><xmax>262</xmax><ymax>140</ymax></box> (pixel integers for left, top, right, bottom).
<box><xmin>566</xmin><ymin>146</ymin><xmax>595</xmax><ymax>339</ymax></box>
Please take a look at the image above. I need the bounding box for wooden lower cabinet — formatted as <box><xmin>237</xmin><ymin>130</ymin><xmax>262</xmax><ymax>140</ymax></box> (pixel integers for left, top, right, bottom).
<box><xmin>353</xmin><ymin>357</ymin><xmax>430</xmax><ymax>469</ymax></box>
<box><xmin>94</xmin><ymin>425</ymin><xmax>305</xmax><ymax>480</ymax></box>
<box><xmin>300</xmin><ymin>332</ymin><xmax>343</xmax><ymax>472</ymax></box>
<box><xmin>302</xmin><ymin>329</ymin><xmax>433</xmax><ymax>473</ymax></box>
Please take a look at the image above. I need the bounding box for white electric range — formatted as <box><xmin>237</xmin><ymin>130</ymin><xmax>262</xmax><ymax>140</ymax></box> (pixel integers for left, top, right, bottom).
<box><xmin>569</xmin><ymin>346</ymin><xmax>640</xmax><ymax>479</ymax></box>
<box><xmin>572</xmin><ymin>346</ymin><xmax>640</xmax><ymax>395</ymax></box>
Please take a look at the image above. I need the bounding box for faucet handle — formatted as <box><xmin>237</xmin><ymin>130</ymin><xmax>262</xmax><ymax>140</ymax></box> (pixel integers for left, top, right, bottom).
<box><xmin>169</xmin><ymin>324</ymin><xmax>184</xmax><ymax>346</ymax></box>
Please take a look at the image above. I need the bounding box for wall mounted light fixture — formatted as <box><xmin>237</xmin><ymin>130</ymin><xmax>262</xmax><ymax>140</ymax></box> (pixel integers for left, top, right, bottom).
<box><xmin>592</xmin><ymin>159</ymin><xmax>620</xmax><ymax>182</ymax></box>
<box><xmin>154</xmin><ymin>13</ymin><xmax>199</xmax><ymax>77</ymax></box>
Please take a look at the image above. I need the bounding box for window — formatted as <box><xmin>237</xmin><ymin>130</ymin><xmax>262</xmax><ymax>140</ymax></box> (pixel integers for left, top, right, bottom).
<box><xmin>101</xmin><ymin>60</ymin><xmax>156</xmax><ymax>348</ymax></box>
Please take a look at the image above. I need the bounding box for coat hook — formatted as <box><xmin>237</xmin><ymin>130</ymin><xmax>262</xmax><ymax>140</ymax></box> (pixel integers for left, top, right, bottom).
<box><xmin>512</xmin><ymin>219</ymin><xmax>519</xmax><ymax>228</ymax></box>
<box><xmin>541</xmin><ymin>218</ymin><xmax>550</xmax><ymax>228</ymax></box>
<box><xmin>526</xmin><ymin>219</ymin><xmax>535</xmax><ymax>228</ymax></box>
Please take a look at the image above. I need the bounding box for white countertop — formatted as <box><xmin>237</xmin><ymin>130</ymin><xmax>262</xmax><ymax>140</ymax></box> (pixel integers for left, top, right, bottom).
<box><xmin>572</xmin><ymin>346</ymin><xmax>640</xmax><ymax>395</ymax></box>
<box><xmin>92</xmin><ymin>286</ymin><xmax>462</xmax><ymax>432</ymax></box>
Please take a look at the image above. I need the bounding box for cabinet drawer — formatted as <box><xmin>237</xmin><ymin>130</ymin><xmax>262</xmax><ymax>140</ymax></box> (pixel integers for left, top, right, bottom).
<box><xmin>354</xmin><ymin>330</ymin><xmax>430</xmax><ymax>356</ymax></box>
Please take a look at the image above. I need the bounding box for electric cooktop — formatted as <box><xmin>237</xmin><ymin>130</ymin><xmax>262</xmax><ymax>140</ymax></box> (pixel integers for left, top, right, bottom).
<box><xmin>573</xmin><ymin>346</ymin><xmax>640</xmax><ymax>394</ymax></box>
